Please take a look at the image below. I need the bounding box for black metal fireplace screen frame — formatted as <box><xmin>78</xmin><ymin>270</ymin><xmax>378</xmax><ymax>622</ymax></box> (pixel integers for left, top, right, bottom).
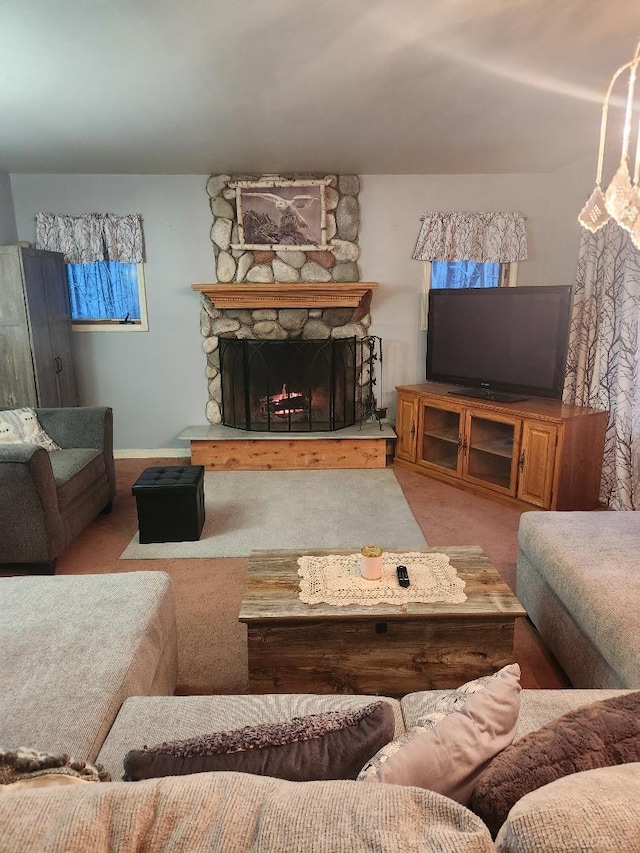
<box><xmin>219</xmin><ymin>337</ymin><xmax>357</xmax><ymax>432</ymax></box>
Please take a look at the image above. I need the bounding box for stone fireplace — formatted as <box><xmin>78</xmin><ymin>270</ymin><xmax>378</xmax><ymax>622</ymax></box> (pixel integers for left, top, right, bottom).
<box><xmin>183</xmin><ymin>281</ymin><xmax>392</xmax><ymax>468</ymax></box>
<box><xmin>195</xmin><ymin>282</ymin><xmax>379</xmax><ymax>428</ymax></box>
<box><xmin>183</xmin><ymin>173</ymin><xmax>391</xmax><ymax>468</ymax></box>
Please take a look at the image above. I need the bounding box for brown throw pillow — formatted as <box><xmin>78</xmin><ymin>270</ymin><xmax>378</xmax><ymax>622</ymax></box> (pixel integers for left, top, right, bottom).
<box><xmin>123</xmin><ymin>701</ymin><xmax>395</xmax><ymax>782</ymax></box>
<box><xmin>471</xmin><ymin>690</ymin><xmax>640</xmax><ymax>837</ymax></box>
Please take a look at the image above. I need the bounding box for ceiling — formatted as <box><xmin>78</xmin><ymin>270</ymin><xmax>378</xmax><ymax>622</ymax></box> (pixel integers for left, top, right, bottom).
<box><xmin>1</xmin><ymin>0</ymin><xmax>639</xmax><ymax>175</ymax></box>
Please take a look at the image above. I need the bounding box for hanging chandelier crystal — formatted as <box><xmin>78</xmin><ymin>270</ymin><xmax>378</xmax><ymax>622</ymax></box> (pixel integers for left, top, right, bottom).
<box><xmin>578</xmin><ymin>40</ymin><xmax>640</xmax><ymax>249</ymax></box>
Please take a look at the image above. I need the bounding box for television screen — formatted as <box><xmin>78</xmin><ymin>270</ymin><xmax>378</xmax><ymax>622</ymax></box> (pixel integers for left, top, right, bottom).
<box><xmin>426</xmin><ymin>285</ymin><xmax>573</xmax><ymax>401</ymax></box>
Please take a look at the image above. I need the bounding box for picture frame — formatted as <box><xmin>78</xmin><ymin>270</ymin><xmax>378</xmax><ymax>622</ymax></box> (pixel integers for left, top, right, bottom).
<box><xmin>231</xmin><ymin>178</ymin><xmax>331</xmax><ymax>251</ymax></box>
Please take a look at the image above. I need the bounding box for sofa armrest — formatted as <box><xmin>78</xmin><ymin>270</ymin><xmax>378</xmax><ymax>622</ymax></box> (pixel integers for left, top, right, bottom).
<box><xmin>38</xmin><ymin>407</ymin><xmax>116</xmax><ymax>503</ymax></box>
<box><xmin>0</xmin><ymin>445</ymin><xmax>65</xmax><ymax>563</ymax></box>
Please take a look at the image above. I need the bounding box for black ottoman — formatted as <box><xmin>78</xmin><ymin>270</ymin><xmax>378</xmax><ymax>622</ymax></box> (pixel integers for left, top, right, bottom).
<box><xmin>132</xmin><ymin>465</ymin><xmax>205</xmax><ymax>544</ymax></box>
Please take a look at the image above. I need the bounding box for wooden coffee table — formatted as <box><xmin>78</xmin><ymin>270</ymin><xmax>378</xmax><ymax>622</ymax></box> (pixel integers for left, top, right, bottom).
<box><xmin>239</xmin><ymin>547</ymin><xmax>526</xmax><ymax>697</ymax></box>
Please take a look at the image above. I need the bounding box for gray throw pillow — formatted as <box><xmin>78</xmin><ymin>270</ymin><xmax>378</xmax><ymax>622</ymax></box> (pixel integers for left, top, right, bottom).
<box><xmin>123</xmin><ymin>701</ymin><xmax>395</xmax><ymax>782</ymax></box>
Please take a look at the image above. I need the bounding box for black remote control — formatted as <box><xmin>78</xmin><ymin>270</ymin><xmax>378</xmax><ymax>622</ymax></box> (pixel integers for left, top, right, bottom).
<box><xmin>396</xmin><ymin>565</ymin><xmax>410</xmax><ymax>588</ymax></box>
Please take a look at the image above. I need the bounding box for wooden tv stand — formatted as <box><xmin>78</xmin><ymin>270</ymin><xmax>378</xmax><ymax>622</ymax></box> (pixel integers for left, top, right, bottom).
<box><xmin>394</xmin><ymin>382</ymin><xmax>608</xmax><ymax>511</ymax></box>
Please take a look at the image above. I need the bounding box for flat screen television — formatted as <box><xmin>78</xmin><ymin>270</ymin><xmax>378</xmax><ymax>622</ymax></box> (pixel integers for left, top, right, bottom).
<box><xmin>425</xmin><ymin>285</ymin><xmax>573</xmax><ymax>402</ymax></box>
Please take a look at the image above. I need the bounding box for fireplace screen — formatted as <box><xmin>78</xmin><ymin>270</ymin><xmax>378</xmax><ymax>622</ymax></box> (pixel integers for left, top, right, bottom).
<box><xmin>219</xmin><ymin>337</ymin><xmax>356</xmax><ymax>432</ymax></box>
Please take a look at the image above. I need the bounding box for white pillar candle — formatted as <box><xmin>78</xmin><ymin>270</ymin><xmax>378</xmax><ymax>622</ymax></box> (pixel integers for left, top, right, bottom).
<box><xmin>360</xmin><ymin>545</ymin><xmax>383</xmax><ymax>580</ymax></box>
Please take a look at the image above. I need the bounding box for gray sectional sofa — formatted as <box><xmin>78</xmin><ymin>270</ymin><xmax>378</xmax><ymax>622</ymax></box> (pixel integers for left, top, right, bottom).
<box><xmin>516</xmin><ymin>510</ymin><xmax>640</xmax><ymax>688</ymax></box>
<box><xmin>1</xmin><ymin>570</ymin><xmax>638</xmax><ymax>852</ymax></box>
<box><xmin>2</xmin><ymin>571</ymin><xmax>177</xmax><ymax>762</ymax></box>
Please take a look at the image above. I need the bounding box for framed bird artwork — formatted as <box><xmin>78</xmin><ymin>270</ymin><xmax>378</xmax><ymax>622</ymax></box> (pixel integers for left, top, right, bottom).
<box><xmin>232</xmin><ymin>177</ymin><xmax>331</xmax><ymax>251</ymax></box>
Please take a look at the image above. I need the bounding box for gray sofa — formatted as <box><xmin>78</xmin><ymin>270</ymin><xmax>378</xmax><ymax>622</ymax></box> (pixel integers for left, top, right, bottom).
<box><xmin>1</xmin><ymin>570</ymin><xmax>638</xmax><ymax>851</ymax></box>
<box><xmin>1</xmin><ymin>571</ymin><xmax>178</xmax><ymax>762</ymax></box>
<box><xmin>516</xmin><ymin>510</ymin><xmax>640</xmax><ymax>688</ymax></box>
<box><xmin>0</xmin><ymin>406</ymin><xmax>115</xmax><ymax>572</ymax></box>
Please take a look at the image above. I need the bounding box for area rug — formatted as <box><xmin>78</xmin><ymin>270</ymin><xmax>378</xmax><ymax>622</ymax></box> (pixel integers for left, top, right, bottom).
<box><xmin>120</xmin><ymin>469</ymin><xmax>428</xmax><ymax>559</ymax></box>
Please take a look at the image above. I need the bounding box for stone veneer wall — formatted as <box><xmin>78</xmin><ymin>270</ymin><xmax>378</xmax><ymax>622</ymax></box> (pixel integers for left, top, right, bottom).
<box><xmin>206</xmin><ymin>173</ymin><xmax>361</xmax><ymax>284</ymax></box>
<box><xmin>200</xmin><ymin>301</ymin><xmax>373</xmax><ymax>425</ymax></box>
<box><xmin>201</xmin><ymin>174</ymin><xmax>370</xmax><ymax>425</ymax></box>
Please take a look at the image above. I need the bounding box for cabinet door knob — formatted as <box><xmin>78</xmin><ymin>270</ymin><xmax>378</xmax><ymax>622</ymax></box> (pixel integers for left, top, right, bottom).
<box><xmin>519</xmin><ymin>451</ymin><xmax>526</xmax><ymax>470</ymax></box>
<box><xmin>410</xmin><ymin>422</ymin><xmax>416</xmax><ymax>438</ymax></box>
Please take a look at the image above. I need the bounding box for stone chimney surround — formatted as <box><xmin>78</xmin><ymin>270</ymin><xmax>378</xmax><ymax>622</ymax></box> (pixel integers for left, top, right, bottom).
<box><xmin>192</xmin><ymin>282</ymin><xmax>378</xmax><ymax>425</ymax></box>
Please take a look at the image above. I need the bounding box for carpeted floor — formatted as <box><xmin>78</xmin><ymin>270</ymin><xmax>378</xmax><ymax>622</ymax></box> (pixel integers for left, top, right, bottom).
<box><xmin>121</xmin><ymin>469</ymin><xmax>427</xmax><ymax>559</ymax></box>
<box><xmin>2</xmin><ymin>458</ymin><xmax>570</xmax><ymax>695</ymax></box>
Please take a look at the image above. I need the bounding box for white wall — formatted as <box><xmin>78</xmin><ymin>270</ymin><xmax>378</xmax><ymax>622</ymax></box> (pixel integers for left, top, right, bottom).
<box><xmin>11</xmin><ymin>174</ymin><xmax>214</xmax><ymax>450</ymax></box>
<box><xmin>11</xmin><ymin>170</ymin><xmax>585</xmax><ymax>448</ymax></box>
<box><xmin>0</xmin><ymin>172</ymin><xmax>18</xmax><ymax>244</ymax></box>
<box><xmin>359</xmin><ymin>172</ymin><xmax>566</xmax><ymax>414</ymax></box>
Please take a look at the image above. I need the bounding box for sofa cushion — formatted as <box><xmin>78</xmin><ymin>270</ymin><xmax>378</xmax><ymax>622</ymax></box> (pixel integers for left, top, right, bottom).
<box><xmin>97</xmin><ymin>693</ymin><xmax>405</xmax><ymax>782</ymax></box>
<box><xmin>358</xmin><ymin>664</ymin><xmax>521</xmax><ymax>805</ymax></box>
<box><xmin>514</xmin><ymin>688</ymin><xmax>634</xmax><ymax>741</ymax></box>
<box><xmin>495</xmin><ymin>763</ymin><xmax>640</xmax><ymax>852</ymax></box>
<box><xmin>0</xmin><ymin>408</ymin><xmax>60</xmax><ymax>451</ymax></box>
<box><xmin>49</xmin><ymin>448</ymin><xmax>104</xmax><ymax>509</ymax></box>
<box><xmin>0</xmin><ymin>572</ymin><xmax>177</xmax><ymax>763</ymax></box>
<box><xmin>0</xmin><ymin>771</ymin><xmax>496</xmax><ymax>853</ymax></box>
<box><xmin>123</xmin><ymin>701</ymin><xmax>395</xmax><ymax>782</ymax></box>
<box><xmin>471</xmin><ymin>690</ymin><xmax>640</xmax><ymax>837</ymax></box>
<box><xmin>517</xmin><ymin>511</ymin><xmax>640</xmax><ymax>687</ymax></box>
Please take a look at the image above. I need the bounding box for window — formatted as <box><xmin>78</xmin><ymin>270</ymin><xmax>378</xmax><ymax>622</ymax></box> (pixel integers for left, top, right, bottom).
<box><xmin>430</xmin><ymin>260</ymin><xmax>517</xmax><ymax>289</ymax></box>
<box><xmin>35</xmin><ymin>211</ymin><xmax>146</xmax><ymax>332</ymax></box>
<box><xmin>421</xmin><ymin>261</ymin><xmax>518</xmax><ymax>329</ymax></box>
<box><xmin>66</xmin><ymin>261</ymin><xmax>148</xmax><ymax>331</ymax></box>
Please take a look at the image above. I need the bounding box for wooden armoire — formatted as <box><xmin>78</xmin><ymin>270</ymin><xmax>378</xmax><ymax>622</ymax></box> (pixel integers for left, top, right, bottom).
<box><xmin>0</xmin><ymin>245</ymin><xmax>78</xmax><ymax>407</ymax></box>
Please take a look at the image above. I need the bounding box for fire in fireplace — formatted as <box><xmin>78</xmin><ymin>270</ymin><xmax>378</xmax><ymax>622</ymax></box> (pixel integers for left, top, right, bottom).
<box><xmin>219</xmin><ymin>337</ymin><xmax>357</xmax><ymax>432</ymax></box>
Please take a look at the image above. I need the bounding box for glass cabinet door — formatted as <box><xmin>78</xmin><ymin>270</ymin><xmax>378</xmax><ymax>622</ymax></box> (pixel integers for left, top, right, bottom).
<box><xmin>463</xmin><ymin>411</ymin><xmax>521</xmax><ymax>494</ymax></box>
<box><xmin>418</xmin><ymin>402</ymin><xmax>463</xmax><ymax>474</ymax></box>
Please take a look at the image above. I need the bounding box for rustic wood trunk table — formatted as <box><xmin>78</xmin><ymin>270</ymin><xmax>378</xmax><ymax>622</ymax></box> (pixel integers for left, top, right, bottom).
<box><xmin>239</xmin><ymin>547</ymin><xmax>526</xmax><ymax>697</ymax></box>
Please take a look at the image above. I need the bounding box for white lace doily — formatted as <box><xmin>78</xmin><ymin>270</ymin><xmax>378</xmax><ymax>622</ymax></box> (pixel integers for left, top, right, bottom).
<box><xmin>297</xmin><ymin>552</ymin><xmax>467</xmax><ymax>606</ymax></box>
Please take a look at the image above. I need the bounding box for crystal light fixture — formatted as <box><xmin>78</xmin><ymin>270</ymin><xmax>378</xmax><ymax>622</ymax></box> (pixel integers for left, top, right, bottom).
<box><xmin>578</xmin><ymin>40</ymin><xmax>640</xmax><ymax>249</ymax></box>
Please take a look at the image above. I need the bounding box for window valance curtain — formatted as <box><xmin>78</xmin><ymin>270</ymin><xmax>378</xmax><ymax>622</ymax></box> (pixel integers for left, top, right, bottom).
<box><xmin>35</xmin><ymin>213</ymin><xmax>144</xmax><ymax>264</ymax></box>
<box><xmin>412</xmin><ymin>211</ymin><xmax>528</xmax><ymax>263</ymax></box>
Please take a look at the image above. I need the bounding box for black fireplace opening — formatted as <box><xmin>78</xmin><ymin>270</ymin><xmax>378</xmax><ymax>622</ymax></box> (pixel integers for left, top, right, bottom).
<box><xmin>219</xmin><ymin>337</ymin><xmax>357</xmax><ymax>432</ymax></box>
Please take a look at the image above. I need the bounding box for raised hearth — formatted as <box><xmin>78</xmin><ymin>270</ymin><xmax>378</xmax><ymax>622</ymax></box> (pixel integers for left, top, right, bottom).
<box><xmin>178</xmin><ymin>422</ymin><xmax>396</xmax><ymax>471</ymax></box>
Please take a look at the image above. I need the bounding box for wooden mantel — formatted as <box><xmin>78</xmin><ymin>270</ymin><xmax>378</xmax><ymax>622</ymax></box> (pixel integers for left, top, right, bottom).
<box><xmin>192</xmin><ymin>281</ymin><xmax>378</xmax><ymax>309</ymax></box>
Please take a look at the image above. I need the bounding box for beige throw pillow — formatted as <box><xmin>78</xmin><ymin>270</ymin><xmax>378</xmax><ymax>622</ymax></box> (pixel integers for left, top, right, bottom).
<box><xmin>357</xmin><ymin>663</ymin><xmax>521</xmax><ymax>805</ymax></box>
<box><xmin>0</xmin><ymin>408</ymin><xmax>60</xmax><ymax>451</ymax></box>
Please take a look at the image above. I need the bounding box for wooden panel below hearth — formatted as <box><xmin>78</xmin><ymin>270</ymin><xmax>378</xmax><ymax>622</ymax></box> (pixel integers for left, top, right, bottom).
<box><xmin>190</xmin><ymin>437</ymin><xmax>388</xmax><ymax>470</ymax></box>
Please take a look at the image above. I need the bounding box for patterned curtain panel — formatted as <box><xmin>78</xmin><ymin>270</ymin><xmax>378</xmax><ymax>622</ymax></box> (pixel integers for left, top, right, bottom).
<box><xmin>564</xmin><ymin>222</ymin><xmax>640</xmax><ymax>511</ymax></box>
<box><xmin>35</xmin><ymin>213</ymin><xmax>144</xmax><ymax>263</ymax></box>
<box><xmin>412</xmin><ymin>212</ymin><xmax>528</xmax><ymax>262</ymax></box>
